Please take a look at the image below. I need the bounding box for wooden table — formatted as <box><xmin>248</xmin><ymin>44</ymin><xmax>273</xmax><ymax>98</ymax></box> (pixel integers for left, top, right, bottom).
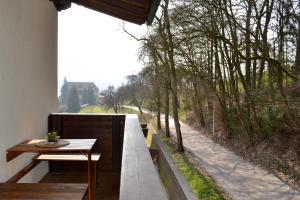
<box><xmin>6</xmin><ymin>139</ymin><xmax>97</xmax><ymax>200</ymax></box>
<box><xmin>0</xmin><ymin>183</ymin><xmax>87</xmax><ymax>199</ymax></box>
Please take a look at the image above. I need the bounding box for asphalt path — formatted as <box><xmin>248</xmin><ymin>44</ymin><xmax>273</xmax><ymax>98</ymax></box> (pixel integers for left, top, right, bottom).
<box><xmin>124</xmin><ymin>105</ymin><xmax>300</xmax><ymax>200</ymax></box>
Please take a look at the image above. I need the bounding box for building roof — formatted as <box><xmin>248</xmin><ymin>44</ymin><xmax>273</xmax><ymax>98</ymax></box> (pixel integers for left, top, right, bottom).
<box><xmin>49</xmin><ymin>0</ymin><xmax>161</xmax><ymax>25</ymax></box>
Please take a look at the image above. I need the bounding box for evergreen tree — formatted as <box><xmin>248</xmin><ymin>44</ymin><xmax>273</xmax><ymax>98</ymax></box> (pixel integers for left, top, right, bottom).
<box><xmin>67</xmin><ymin>87</ymin><xmax>81</xmax><ymax>113</ymax></box>
<box><xmin>60</xmin><ymin>77</ymin><xmax>68</xmax><ymax>104</ymax></box>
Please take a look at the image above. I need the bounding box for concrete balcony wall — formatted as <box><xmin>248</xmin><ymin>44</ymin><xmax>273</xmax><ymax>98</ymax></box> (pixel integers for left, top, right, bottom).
<box><xmin>0</xmin><ymin>0</ymin><xmax>58</xmax><ymax>182</ymax></box>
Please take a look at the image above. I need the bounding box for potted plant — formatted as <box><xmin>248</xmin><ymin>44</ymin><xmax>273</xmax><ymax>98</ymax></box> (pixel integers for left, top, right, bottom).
<box><xmin>47</xmin><ymin>131</ymin><xmax>59</xmax><ymax>143</ymax></box>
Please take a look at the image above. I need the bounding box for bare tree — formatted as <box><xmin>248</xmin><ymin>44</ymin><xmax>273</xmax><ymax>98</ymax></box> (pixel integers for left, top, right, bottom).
<box><xmin>101</xmin><ymin>85</ymin><xmax>121</xmax><ymax>113</ymax></box>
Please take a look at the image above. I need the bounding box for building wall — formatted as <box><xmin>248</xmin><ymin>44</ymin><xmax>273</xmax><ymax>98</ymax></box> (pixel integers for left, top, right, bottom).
<box><xmin>0</xmin><ymin>0</ymin><xmax>58</xmax><ymax>182</ymax></box>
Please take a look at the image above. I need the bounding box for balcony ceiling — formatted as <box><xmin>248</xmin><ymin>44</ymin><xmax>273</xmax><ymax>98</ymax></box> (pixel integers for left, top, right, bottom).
<box><xmin>50</xmin><ymin>0</ymin><xmax>161</xmax><ymax>25</ymax></box>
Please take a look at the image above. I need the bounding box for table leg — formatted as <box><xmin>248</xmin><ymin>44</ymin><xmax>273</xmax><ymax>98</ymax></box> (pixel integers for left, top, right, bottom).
<box><xmin>94</xmin><ymin>162</ymin><xmax>97</xmax><ymax>188</ymax></box>
<box><xmin>88</xmin><ymin>153</ymin><xmax>93</xmax><ymax>200</ymax></box>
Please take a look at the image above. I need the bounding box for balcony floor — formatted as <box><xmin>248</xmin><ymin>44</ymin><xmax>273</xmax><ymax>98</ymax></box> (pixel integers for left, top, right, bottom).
<box><xmin>40</xmin><ymin>171</ymin><xmax>120</xmax><ymax>200</ymax></box>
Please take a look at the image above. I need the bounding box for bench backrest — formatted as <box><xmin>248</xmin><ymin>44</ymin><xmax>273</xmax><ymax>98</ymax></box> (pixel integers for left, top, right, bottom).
<box><xmin>48</xmin><ymin>114</ymin><xmax>125</xmax><ymax>173</ymax></box>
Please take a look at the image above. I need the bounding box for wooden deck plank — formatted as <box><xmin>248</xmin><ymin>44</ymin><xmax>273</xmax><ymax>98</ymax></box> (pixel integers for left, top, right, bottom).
<box><xmin>40</xmin><ymin>172</ymin><xmax>120</xmax><ymax>200</ymax></box>
<box><xmin>0</xmin><ymin>183</ymin><xmax>87</xmax><ymax>200</ymax></box>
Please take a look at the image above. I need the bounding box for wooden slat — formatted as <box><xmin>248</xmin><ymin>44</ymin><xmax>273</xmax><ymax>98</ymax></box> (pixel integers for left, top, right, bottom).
<box><xmin>49</xmin><ymin>114</ymin><xmax>125</xmax><ymax>173</ymax></box>
<box><xmin>36</xmin><ymin>154</ymin><xmax>100</xmax><ymax>161</ymax></box>
<box><xmin>6</xmin><ymin>159</ymin><xmax>41</xmax><ymax>183</ymax></box>
<box><xmin>7</xmin><ymin>139</ymin><xmax>96</xmax><ymax>155</ymax></box>
<box><xmin>112</xmin><ymin>115</ymin><xmax>121</xmax><ymax>172</ymax></box>
<box><xmin>6</xmin><ymin>151</ymin><xmax>23</xmax><ymax>162</ymax></box>
<box><xmin>40</xmin><ymin>171</ymin><xmax>120</xmax><ymax>199</ymax></box>
<box><xmin>0</xmin><ymin>183</ymin><xmax>87</xmax><ymax>200</ymax></box>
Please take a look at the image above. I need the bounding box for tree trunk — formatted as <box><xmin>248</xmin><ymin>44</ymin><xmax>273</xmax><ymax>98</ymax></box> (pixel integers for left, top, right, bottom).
<box><xmin>295</xmin><ymin>16</ymin><xmax>300</xmax><ymax>77</ymax></box>
<box><xmin>154</xmin><ymin>60</ymin><xmax>162</xmax><ymax>130</ymax></box>
<box><xmin>170</xmin><ymin>69</ymin><xmax>184</xmax><ymax>152</ymax></box>
<box><xmin>214</xmin><ymin>39</ymin><xmax>226</xmax><ymax>107</ymax></box>
<box><xmin>245</xmin><ymin>0</ymin><xmax>252</xmax><ymax>118</ymax></box>
<box><xmin>137</xmin><ymin>104</ymin><xmax>143</xmax><ymax>114</ymax></box>
<box><xmin>164</xmin><ymin>0</ymin><xmax>184</xmax><ymax>152</ymax></box>
<box><xmin>165</xmin><ymin>82</ymin><xmax>170</xmax><ymax>137</ymax></box>
<box><xmin>192</xmin><ymin>81</ymin><xmax>206</xmax><ymax>127</ymax></box>
<box><xmin>156</xmin><ymin>86</ymin><xmax>162</xmax><ymax>130</ymax></box>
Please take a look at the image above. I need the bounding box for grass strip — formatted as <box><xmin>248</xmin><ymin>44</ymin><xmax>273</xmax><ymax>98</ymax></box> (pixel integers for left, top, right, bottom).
<box><xmin>158</xmin><ymin>134</ymin><xmax>226</xmax><ymax>200</ymax></box>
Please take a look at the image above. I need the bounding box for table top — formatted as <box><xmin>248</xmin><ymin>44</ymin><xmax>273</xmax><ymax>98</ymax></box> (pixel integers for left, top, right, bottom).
<box><xmin>0</xmin><ymin>183</ymin><xmax>87</xmax><ymax>200</ymax></box>
<box><xmin>6</xmin><ymin>139</ymin><xmax>97</xmax><ymax>162</ymax></box>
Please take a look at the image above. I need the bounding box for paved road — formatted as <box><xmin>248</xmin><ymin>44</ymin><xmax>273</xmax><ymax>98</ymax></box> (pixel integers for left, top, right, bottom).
<box><xmin>124</xmin><ymin>106</ymin><xmax>300</xmax><ymax>200</ymax></box>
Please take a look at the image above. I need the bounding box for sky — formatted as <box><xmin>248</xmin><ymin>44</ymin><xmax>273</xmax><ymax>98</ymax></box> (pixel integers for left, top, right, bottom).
<box><xmin>58</xmin><ymin>4</ymin><xmax>148</xmax><ymax>92</ymax></box>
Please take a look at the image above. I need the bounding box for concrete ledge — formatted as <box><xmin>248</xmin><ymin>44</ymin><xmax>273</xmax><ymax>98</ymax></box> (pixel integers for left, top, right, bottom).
<box><xmin>152</xmin><ymin>134</ymin><xmax>198</xmax><ymax>200</ymax></box>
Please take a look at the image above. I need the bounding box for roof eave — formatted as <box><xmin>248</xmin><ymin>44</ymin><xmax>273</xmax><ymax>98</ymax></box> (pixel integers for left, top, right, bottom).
<box><xmin>49</xmin><ymin>0</ymin><xmax>161</xmax><ymax>25</ymax></box>
<box><xmin>146</xmin><ymin>0</ymin><xmax>161</xmax><ymax>25</ymax></box>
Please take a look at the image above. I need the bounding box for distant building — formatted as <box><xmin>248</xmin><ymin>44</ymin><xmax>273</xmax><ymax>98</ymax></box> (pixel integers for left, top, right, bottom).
<box><xmin>59</xmin><ymin>78</ymin><xmax>100</xmax><ymax>112</ymax></box>
<box><xmin>64</xmin><ymin>81</ymin><xmax>99</xmax><ymax>101</ymax></box>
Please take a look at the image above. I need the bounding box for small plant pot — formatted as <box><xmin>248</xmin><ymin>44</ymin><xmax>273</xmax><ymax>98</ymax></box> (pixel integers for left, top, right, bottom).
<box><xmin>47</xmin><ymin>132</ymin><xmax>60</xmax><ymax>143</ymax></box>
<box><xmin>47</xmin><ymin>139</ymin><xmax>57</xmax><ymax>144</ymax></box>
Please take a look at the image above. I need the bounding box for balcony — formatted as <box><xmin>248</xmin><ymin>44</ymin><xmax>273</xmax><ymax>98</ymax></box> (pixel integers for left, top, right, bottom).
<box><xmin>33</xmin><ymin>113</ymin><xmax>166</xmax><ymax>200</ymax></box>
<box><xmin>0</xmin><ymin>1</ymin><xmax>165</xmax><ymax>199</ymax></box>
<box><xmin>0</xmin><ymin>113</ymin><xmax>167</xmax><ymax>200</ymax></box>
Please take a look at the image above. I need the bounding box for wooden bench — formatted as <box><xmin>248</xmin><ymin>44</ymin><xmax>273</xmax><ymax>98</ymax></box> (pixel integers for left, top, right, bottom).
<box><xmin>0</xmin><ymin>183</ymin><xmax>87</xmax><ymax>199</ymax></box>
<box><xmin>36</xmin><ymin>153</ymin><xmax>101</xmax><ymax>187</ymax></box>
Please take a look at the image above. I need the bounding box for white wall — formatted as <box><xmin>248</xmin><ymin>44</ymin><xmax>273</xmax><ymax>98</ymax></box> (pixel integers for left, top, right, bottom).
<box><xmin>0</xmin><ymin>0</ymin><xmax>58</xmax><ymax>182</ymax></box>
